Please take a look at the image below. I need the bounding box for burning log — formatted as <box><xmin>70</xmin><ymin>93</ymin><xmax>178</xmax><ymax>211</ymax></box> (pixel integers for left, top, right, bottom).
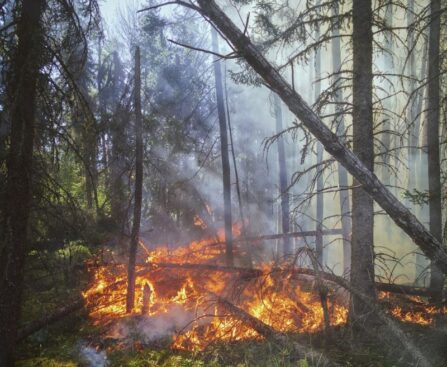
<box><xmin>215</xmin><ymin>295</ymin><xmax>341</xmax><ymax>367</ymax></box>
<box><xmin>141</xmin><ymin>283</ymin><xmax>152</xmax><ymax>315</ymax></box>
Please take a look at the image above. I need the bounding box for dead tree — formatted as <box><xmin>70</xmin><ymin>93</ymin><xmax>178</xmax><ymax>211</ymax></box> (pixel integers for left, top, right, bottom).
<box><xmin>273</xmin><ymin>94</ymin><xmax>291</xmax><ymax>256</ymax></box>
<box><xmin>212</xmin><ymin>27</ymin><xmax>234</xmax><ymax>267</ymax></box>
<box><xmin>126</xmin><ymin>45</ymin><xmax>144</xmax><ymax>313</ymax></box>
<box><xmin>0</xmin><ymin>0</ymin><xmax>46</xmax><ymax>365</ymax></box>
<box><xmin>191</xmin><ymin>0</ymin><xmax>447</xmax><ymax>274</ymax></box>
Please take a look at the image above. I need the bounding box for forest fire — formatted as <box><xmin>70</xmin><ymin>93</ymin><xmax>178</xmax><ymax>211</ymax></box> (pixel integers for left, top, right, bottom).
<box><xmin>82</xmin><ymin>229</ymin><xmax>349</xmax><ymax>350</ymax></box>
<box><xmin>379</xmin><ymin>292</ymin><xmax>447</xmax><ymax>326</ymax></box>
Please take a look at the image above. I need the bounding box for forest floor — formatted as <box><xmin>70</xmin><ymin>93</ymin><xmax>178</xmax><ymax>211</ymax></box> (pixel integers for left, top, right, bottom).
<box><xmin>16</xmin><ymin>245</ymin><xmax>447</xmax><ymax>367</ymax></box>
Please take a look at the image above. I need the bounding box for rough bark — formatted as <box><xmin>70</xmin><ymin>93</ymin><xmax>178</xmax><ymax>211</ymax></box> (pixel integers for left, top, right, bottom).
<box><xmin>273</xmin><ymin>94</ymin><xmax>291</xmax><ymax>256</ymax></box>
<box><xmin>0</xmin><ymin>0</ymin><xmax>45</xmax><ymax>365</ymax></box>
<box><xmin>194</xmin><ymin>0</ymin><xmax>447</xmax><ymax>275</ymax></box>
<box><xmin>126</xmin><ymin>46</ymin><xmax>144</xmax><ymax>313</ymax></box>
<box><xmin>350</xmin><ymin>0</ymin><xmax>376</xmax><ymax>324</ymax></box>
<box><xmin>211</xmin><ymin>28</ymin><xmax>233</xmax><ymax>267</ymax></box>
<box><xmin>426</xmin><ymin>0</ymin><xmax>444</xmax><ymax>299</ymax></box>
<box><xmin>331</xmin><ymin>1</ymin><xmax>351</xmax><ymax>275</ymax></box>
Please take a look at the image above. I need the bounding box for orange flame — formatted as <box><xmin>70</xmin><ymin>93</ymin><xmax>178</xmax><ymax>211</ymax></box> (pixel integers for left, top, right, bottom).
<box><xmin>83</xmin><ymin>228</ymin><xmax>348</xmax><ymax>350</ymax></box>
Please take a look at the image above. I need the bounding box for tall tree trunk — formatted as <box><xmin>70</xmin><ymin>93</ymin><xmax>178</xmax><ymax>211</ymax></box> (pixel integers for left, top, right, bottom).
<box><xmin>273</xmin><ymin>94</ymin><xmax>291</xmax><ymax>257</ymax></box>
<box><xmin>126</xmin><ymin>46</ymin><xmax>144</xmax><ymax>313</ymax></box>
<box><xmin>196</xmin><ymin>0</ymin><xmax>447</xmax><ymax>275</ymax></box>
<box><xmin>382</xmin><ymin>1</ymin><xmax>393</xmax><ymax>186</ymax></box>
<box><xmin>212</xmin><ymin>28</ymin><xmax>233</xmax><ymax>267</ymax></box>
<box><xmin>314</xmin><ymin>4</ymin><xmax>324</xmax><ymax>265</ymax></box>
<box><xmin>331</xmin><ymin>1</ymin><xmax>352</xmax><ymax>276</ymax></box>
<box><xmin>410</xmin><ymin>10</ymin><xmax>429</xmax><ymax>285</ymax></box>
<box><xmin>0</xmin><ymin>0</ymin><xmax>45</xmax><ymax>365</ymax></box>
<box><xmin>350</xmin><ymin>0</ymin><xmax>376</xmax><ymax>324</ymax></box>
<box><xmin>427</xmin><ymin>0</ymin><xmax>443</xmax><ymax>299</ymax></box>
<box><xmin>407</xmin><ymin>0</ymin><xmax>417</xmax><ymax>193</ymax></box>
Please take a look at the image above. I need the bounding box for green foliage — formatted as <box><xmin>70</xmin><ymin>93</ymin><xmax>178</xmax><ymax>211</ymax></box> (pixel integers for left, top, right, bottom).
<box><xmin>402</xmin><ymin>188</ymin><xmax>430</xmax><ymax>205</ymax></box>
<box><xmin>16</xmin><ymin>358</ymin><xmax>77</xmax><ymax>367</ymax></box>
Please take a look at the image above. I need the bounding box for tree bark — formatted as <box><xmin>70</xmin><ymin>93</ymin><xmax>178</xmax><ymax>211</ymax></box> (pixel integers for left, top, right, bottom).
<box><xmin>0</xmin><ymin>0</ymin><xmax>45</xmax><ymax>365</ymax></box>
<box><xmin>273</xmin><ymin>94</ymin><xmax>291</xmax><ymax>256</ymax></box>
<box><xmin>426</xmin><ymin>0</ymin><xmax>443</xmax><ymax>299</ymax></box>
<box><xmin>331</xmin><ymin>1</ymin><xmax>352</xmax><ymax>276</ymax></box>
<box><xmin>194</xmin><ymin>0</ymin><xmax>447</xmax><ymax>275</ymax></box>
<box><xmin>212</xmin><ymin>28</ymin><xmax>234</xmax><ymax>267</ymax></box>
<box><xmin>126</xmin><ymin>46</ymin><xmax>144</xmax><ymax>313</ymax></box>
<box><xmin>350</xmin><ymin>0</ymin><xmax>376</xmax><ymax>324</ymax></box>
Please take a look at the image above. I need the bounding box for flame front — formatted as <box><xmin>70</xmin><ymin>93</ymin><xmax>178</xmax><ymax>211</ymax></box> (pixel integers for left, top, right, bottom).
<box><xmin>83</xmin><ymin>232</ymin><xmax>441</xmax><ymax>350</ymax></box>
<box><xmin>83</xmin><ymin>233</ymin><xmax>447</xmax><ymax>350</ymax></box>
<box><xmin>83</xmin><ymin>229</ymin><xmax>349</xmax><ymax>350</ymax></box>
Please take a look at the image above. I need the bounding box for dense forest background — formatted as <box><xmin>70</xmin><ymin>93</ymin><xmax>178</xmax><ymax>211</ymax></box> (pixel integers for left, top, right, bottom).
<box><xmin>0</xmin><ymin>0</ymin><xmax>447</xmax><ymax>366</ymax></box>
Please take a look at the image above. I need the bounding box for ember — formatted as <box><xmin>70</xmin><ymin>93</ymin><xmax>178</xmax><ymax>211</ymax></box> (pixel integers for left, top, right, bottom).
<box><xmin>379</xmin><ymin>292</ymin><xmax>447</xmax><ymax>325</ymax></box>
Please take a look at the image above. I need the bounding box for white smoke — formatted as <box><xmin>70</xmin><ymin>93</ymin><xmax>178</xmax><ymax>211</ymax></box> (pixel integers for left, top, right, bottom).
<box><xmin>108</xmin><ymin>304</ymin><xmax>194</xmax><ymax>344</ymax></box>
<box><xmin>79</xmin><ymin>344</ymin><xmax>109</xmax><ymax>367</ymax></box>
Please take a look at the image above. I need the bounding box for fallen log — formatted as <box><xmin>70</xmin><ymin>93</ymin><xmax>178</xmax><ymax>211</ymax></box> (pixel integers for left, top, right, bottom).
<box><xmin>192</xmin><ymin>0</ymin><xmax>447</xmax><ymax>274</ymax></box>
<box><xmin>376</xmin><ymin>282</ymin><xmax>436</xmax><ymax>298</ymax></box>
<box><xmin>298</xmin><ymin>270</ymin><xmax>433</xmax><ymax>367</ymax></box>
<box><xmin>16</xmin><ymin>298</ymin><xmax>85</xmax><ymax>342</ymax></box>
<box><xmin>215</xmin><ymin>295</ymin><xmax>341</xmax><ymax>367</ymax></box>
<box><xmin>213</xmin><ymin>228</ymin><xmax>344</xmax><ymax>246</ymax></box>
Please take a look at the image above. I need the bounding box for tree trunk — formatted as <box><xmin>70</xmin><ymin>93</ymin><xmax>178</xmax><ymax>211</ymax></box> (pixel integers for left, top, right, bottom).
<box><xmin>314</xmin><ymin>4</ymin><xmax>324</xmax><ymax>265</ymax></box>
<box><xmin>382</xmin><ymin>1</ymin><xmax>393</xmax><ymax>186</ymax></box>
<box><xmin>350</xmin><ymin>0</ymin><xmax>376</xmax><ymax>325</ymax></box>
<box><xmin>407</xmin><ymin>0</ymin><xmax>417</xmax><ymax>193</ymax></box>
<box><xmin>195</xmin><ymin>0</ymin><xmax>447</xmax><ymax>275</ymax></box>
<box><xmin>331</xmin><ymin>1</ymin><xmax>352</xmax><ymax>276</ymax></box>
<box><xmin>273</xmin><ymin>94</ymin><xmax>291</xmax><ymax>257</ymax></box>
<box><xmin>211</xmin><ymin>28</ymin><xmax>233</xmax><ymax>267</ymax></box>
<box><xmin>427</xmin><ymin>0</ymin><xmax>443</xmax><ymax>299</ymax></box>
<box><xmin>0</xmin><ymin>0</ymin><xmax>45</xmax><ymax>365</ymax></box>
<box><xmin>126</xmin><ymin>46</ymin><xmax>144</xmax><ymax>313</ymax></box>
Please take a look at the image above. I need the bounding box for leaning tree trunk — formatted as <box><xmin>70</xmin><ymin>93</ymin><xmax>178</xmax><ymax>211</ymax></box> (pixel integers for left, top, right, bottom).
<box><xmin>273</xmin><ymin>94</ymin><xmax>291</xmax><ymax>257</ymax></box>
<box><xmin>126</xmin><ymin>46</ymin><xmax>144</xmax><ymax>313</ymax></box>
<box><xmin>212</xmin><ymin>28</ymin><xmax>234</xmax><ymax>267</ymax></box>
<box><xmin>350</xmin><ymin>0</ymin><xmax>376</xmax><ymax>325</ymax></box>
<box><xmin>331</xmin><ymin>1</ymin><xmax>352</xmax><ymax>276</ymax></box>
<box><xmin>195</xmin><ymin>0</ymin><xmax>447</xmax><ymax>275</ymax></box>
<box><xmin>427</xmin><ymin>0</ymin><xmax>444</xmax><ymax>300</ymax></box>
<box><xmin>0</xmin><ymin>0</ymin><xmax>45</xmax><ymax>365</ymax></box>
